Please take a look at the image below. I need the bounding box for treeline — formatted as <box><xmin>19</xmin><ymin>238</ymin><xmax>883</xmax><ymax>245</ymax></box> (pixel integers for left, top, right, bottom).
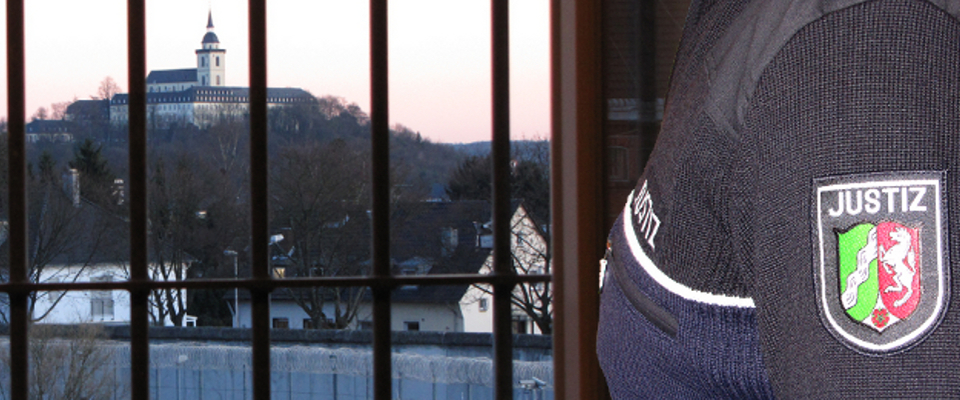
<box><xmin>0</xmin><ymin>92</ymin><xmax>549</xmax><ymax>328</ymax></box>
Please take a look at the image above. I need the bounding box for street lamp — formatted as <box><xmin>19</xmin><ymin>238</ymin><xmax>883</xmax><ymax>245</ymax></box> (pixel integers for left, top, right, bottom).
<box><xmin>224</xmin><ymin>249</ymin><xmax>239</xmax><ymax>328</ymax></box>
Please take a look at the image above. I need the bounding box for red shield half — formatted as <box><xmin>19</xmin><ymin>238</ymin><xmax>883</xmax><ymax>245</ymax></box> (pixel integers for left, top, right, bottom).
<box><xmin>876</xmin><ymin>222</ymin><xmax>921</xmax><ymax>320</ymax></box>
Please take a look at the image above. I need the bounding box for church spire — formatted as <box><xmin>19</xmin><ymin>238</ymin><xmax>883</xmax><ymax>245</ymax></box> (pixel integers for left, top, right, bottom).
<box><xmin>201</xmin><ymin>8</ymin><xmax>220</xmax><ymax>47</ymax></box>
<box><xmin>197</xmin><ymin>8</ymin><xmax>225</xmax><ymax>87</ymax></box>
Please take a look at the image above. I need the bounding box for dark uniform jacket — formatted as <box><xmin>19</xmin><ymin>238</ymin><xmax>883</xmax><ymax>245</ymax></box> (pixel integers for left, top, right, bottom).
<box><xmin>598</xmin><ymin>0</ymin><xmax>960</xmax><ymax>398</ymax></box>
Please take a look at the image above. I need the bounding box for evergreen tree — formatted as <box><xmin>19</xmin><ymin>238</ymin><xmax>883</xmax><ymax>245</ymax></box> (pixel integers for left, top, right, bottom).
<box><xmin>446</xmin><ymin>152</ymin><xmax>549</xmax><ymax>223</ymax></box>
<box><xmin>68</xmin><ymin>138</ymin><xmax>115</xmax><ymax>204</ymax></box>
<box><xmin>446</xmin><ymin>155</ymin><xmax>492</xmax><ymax>201</ymax></box>
<box><xmin>38</xmin><ymin>151</ymin><xmax>57</xmax><ymax>184</ymax></box>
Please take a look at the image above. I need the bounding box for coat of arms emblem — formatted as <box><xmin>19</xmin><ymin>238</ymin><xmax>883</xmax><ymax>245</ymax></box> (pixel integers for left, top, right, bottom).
<box><xmin>815</xmin><ymin>172</ymin><xmax>947</xmax><ymax>353</ymax></box>
<box><xmin>838</xmin><ymin>222</ymin><xmax>920</xmax><ymax>331</ymax></box>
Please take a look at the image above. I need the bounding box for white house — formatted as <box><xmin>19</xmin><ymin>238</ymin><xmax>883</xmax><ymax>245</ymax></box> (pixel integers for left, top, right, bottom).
<box><xmin>460</xmin><ymin>204</ymin><xmax>551</xmax><ymax>335</ymax></box>
<box><xmin>25</xmin><ymin>120</ymin><xmax>74</xmax><ymax>144</ymax></box>
<box><xmin>232</xmin><ymin>286</ymin><xmax>467</xmax><ymax>332</ymax></box>
<box><xmin>230</xmin><ymin>201</ymin><xmax>550</xmax><ymax>335</ymax></box>
<box><xmin>1</xmin><ymin>170</ymin><xmax>190</xmax><ymax>327</ymax></box>
<box><xmin>33</xmin><ymin>262</ymin><xmax>188</xmax><ymax>327</ymax></box>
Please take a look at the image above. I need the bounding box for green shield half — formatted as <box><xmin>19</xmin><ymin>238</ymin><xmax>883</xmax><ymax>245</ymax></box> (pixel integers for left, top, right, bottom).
<box><xmin>838</xmin><ymin>223</ymin><xmax>879</xmax><ymax>321</ymax></box>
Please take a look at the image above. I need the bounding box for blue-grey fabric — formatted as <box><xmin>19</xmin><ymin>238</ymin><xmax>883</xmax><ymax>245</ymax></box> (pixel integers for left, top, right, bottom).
<box><xmin>598</xmin><ymin>216</ymin><xmax>774</xmax><ymax>399</ymax></box>
<box><xmin>598</xmin><ymin>0</ymin><xmax>960</xmax><ymax>397</ymax></box>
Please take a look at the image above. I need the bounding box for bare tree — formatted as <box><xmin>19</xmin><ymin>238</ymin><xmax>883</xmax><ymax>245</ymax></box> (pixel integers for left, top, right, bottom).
<box><xmin>31</xmin><ymin>107</ymin><xmax>48</xmax><ymax>121</ymax></box>
<box><xmin>137</xmin><ymin>129</ymin><xmax>250</xmax><ymax>326</ymax></box>
<box><xmin>0</xmin><ymin>154</ymin><xmax>120</xmax><ymax>324</ymax></box>
<box><xmin>507</xmin><ymin>205</ymin><xmax>552</xmax><ymax>334</ymax></box>
<box><xmin>206</xmin><ymin>119</ymin><xmax>249</xmax><ymax>178</ymax></box>
<box><xmin>317</xmin><ymin>95</ymin><xmax>349</xmax><ymax>118</ymax></box>
<box><xmin>49</xmin><ymin>101</ymin><xmax>72</xmax><ymax>120</ymax></box>
<box><xmin>0</xmin><ymin>324</ymin><xmax>126</xmax><ymax>400</ymax></box>
<box><xmin>96</xmin><ymin>76</ymin><xmax>121</xmax><ymax>101</ymax></box>
<box><xmin>345</xmin><ymin>102</ymin><xmax>370</xmax><ymax>125</ymax></box>
<box><xmin>146</xmin><ymin>154</ymin><xmax>207</xmax><ymax>326</ymax></box>
<box><xmin>271</xmin><ymin>139</ymin><xmax>371</xmax><ymax>329</ymax></box>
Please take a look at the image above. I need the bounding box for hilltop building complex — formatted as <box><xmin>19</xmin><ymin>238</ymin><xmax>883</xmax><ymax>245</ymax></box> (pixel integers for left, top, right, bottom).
<box><xmin>109</xmin><ymin>11</ymin><xmax>314</xmax><ymax>128</ymax></box>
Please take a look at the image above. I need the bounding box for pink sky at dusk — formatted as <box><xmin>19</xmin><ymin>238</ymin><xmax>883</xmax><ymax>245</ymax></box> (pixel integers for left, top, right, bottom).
<box><xmin>0</xmin><ymin>0</ymin><xmax>550</xmax><ymax>143</ymax></box>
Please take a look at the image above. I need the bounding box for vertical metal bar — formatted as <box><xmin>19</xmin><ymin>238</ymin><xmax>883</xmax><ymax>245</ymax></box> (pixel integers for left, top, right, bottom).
<box><xmin>129</xmin><ymin>287</ymin><xmax>150</xmax><ymax>400</ymax></box>
<box><xmin>8</xmin><ymin>299</ymin><xmax>26</xmax><ymax>400</ymax></box>
<box><xmin>126</xmin><ymin>0</ymin><xmax>150</xmax><ymax>399</ymax></box>
<box><xmin>5</xmin><ymin>0</ymin><xmax>27</xmax><ymax>397</ymax></box>
<box><xmin>248</xmin><ymin>0</ymin><xmax>271</xmax><ymax>399</ymax></box>
<box><xmin>491</xmin><ymin>0</ymin><xmax>514</xmax><ymax>399</ymax></box>
<box><xmin>369</xmin><ymin>0</ymin><xmax>392</xmax><ymax>399</ymax></box>
<box><xmin>5</xmin><ymin>0</ymin><xmax>24</xmax><ymax>285</ymax></box>
<box><xmin>250</xmin><ymin>294</ymin><xmax>271</xmax><ymax>397</ymax></box>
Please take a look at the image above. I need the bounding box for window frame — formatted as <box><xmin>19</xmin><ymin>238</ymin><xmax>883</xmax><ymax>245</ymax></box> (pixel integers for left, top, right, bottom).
<box><xmin>4</xmin><ymin>1</ymin><xmax>569</xmax><ymax>400</ymax></box>
<box><xmin>552</xmin><ymin>0</ymin><xmax>609</xmax><ymax>398</ymax></box>
<box><xmin>403</xmin><ymin>321</ymin><xmax>420</xmax><ymax>332</ymax></box>
<box><xmin>90</xmin><ymin>297</ymin><xmax>115</xmax><ymax>320</ymax></box>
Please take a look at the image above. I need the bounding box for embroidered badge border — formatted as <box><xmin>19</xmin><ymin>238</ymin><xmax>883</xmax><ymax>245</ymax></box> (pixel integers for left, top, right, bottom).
<box><xmin>813</xmin><ymin>171</ymin><xmax>948</xmax><ymax>354</ymax></box>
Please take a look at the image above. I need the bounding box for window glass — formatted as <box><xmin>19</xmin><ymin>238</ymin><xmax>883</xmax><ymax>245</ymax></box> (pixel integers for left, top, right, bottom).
<box><xmin>264</xmin><ymin>3</ymin><xmax>373</xmax><ymax>302</ymax></box>
<box><xmin>381</xmin><ymin>2</ymin><xmax>552</xmax><ymax>399</ymax></box>
<box><xmin>601</xmin><ymin>0</ymin><xmax>690</xmax><ymax>224</ymax></box>
<box><xmin>140</xmin><ymin>2</ymin><xmax>254</xmax><ymax>394</ymax></box>
<box><xmin>608</xmin><ymin>146</ymin><xmax>630</xmax><ymax>182</ymax></box>
<box><xmin>20</xmin><ymin>2</ymin><xmax>130</xmax><ymax>344</ymax></box>
<box><xmin>2</xmin><ymin>0</ymin><xmax>554</xmax><ymax>398</ymax></box>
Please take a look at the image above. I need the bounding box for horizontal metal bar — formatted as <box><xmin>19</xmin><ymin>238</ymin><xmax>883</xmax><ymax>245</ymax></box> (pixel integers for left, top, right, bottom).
<box><xmin>0</xmin><ymin>274</ymin><xmax>552</xmax><ymax>292</ymax></box>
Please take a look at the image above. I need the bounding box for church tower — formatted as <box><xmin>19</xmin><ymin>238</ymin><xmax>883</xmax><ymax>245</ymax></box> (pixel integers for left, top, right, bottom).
<box><xmin>196</xmin><ymin>10</ymin><xmax>226</xmax><ymax>87</ymax></box>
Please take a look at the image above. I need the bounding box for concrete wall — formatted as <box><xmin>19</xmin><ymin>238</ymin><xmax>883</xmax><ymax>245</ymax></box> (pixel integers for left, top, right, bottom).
<box><xmin>237</xmin><ymin>300</ymin><xmax>465</xmax><ymax>332</ymax></box>
<box><xmin>0</xmin><ymin>327</ymin><xmax>553</xmax><ymax>400</ymax></box>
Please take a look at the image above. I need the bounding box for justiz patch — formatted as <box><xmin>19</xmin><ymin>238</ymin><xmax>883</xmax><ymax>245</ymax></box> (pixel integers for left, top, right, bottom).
<box><xmin>814</xmin><ymin>171</ymin><xmax>948</xmax><ymax>353</ymax></box>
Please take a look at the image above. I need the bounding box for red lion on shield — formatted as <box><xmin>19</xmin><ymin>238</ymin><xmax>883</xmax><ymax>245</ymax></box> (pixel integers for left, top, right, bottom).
<box><xmin>877</xmin><ymin>223</ymin><xmax>921</xmax><ymax>319</ymax></box>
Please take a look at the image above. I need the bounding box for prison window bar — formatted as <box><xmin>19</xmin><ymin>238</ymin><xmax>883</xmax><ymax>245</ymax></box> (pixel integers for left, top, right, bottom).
<box><xmin>6</xmin><ymin>1</ymin><xmax>27</xmax><ymax>398</ymax></box>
